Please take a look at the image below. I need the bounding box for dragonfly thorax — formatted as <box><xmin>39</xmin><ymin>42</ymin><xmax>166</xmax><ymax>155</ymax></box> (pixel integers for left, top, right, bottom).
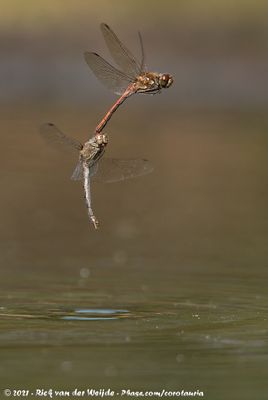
<box><xmin>135</xmin><ymin>72</ymin><xmax>173</xmax><ymax>93</ymax></box>
<box><xmin>135</xmin><ymin>73</ymin><xmax>160</xmax><ymax>93</ymax></box>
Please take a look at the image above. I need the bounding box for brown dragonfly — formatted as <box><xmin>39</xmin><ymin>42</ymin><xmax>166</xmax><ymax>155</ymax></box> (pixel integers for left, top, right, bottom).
<box><xmin>85</xmin><ymin>23</ymin><xmax>173</xmax><ymax>134</ymax></box>
<box><xmin>40</xmin><ymin>123</ymin><xmax>153</xmax><ymax>229</ymax></box>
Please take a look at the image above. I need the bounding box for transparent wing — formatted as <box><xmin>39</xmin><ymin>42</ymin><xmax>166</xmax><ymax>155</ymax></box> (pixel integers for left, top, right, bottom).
<box><xmin>84</xmin><ymin>52</ymin><xmax>133</xmax><ymax>95</ymax></box>
<box><xmin>40</xmin><ymin>123</ymin><xmax>82</xmax><ymax>152</ymax></box>
<box><xmin>92</xmin><ymin>157</ymin><xmax>154</xmax><ymax>183</ymax></box>
<box><xmin>71</xmin><ymin>159</ymin><xmax>83</xmax><ymax>180</ymax></box>
<box><xmin>100</xmin><ymin>23</ymin><xmax>143</xmax><ymax>78</ymax></box>
<box><xmin>138</xmin><ymin>31</ymin><xmax>146</xmax><ymax>72</ymax></box>
<box><xmin>71</xmin><ymin>159</ymin><xmax>99</xmax><ymax>181</ymax></box>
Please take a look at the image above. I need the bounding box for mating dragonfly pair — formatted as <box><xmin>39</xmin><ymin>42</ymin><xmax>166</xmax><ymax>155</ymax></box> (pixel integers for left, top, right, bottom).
<box><xmin>41</xmin><ymin>23</ymin><xmax>173</xmax><ymax>229</ymax></box>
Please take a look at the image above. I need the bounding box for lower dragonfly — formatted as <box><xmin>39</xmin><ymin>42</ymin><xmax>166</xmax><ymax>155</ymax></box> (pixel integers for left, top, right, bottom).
<box><xmin>40</xmin><ymin>123</ymin><xmax>153</xmax><ymax>229</ymax></box>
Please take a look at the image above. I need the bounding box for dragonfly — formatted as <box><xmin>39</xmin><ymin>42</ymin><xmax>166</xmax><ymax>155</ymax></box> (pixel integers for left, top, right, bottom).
<box><xmin>85</xmin><ymin>23</ymin><xmax>174</xmax><ymax>134</ymax></box>
<box><xmin>40</xmin><ymin>123</ymin><xmax>153</xmax><ymax>229</ymax></box>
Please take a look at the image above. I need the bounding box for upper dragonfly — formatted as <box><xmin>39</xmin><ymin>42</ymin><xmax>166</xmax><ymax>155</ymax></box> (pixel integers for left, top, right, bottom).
<box><xmin>85</xmin><ymin>23</ymin><xmax>173</xmax><ymax>134</ymax></box>
<box><xmin>40</xmin><ymin>123</ymin><xmax>153</xmax><ymax>229</ymax></box>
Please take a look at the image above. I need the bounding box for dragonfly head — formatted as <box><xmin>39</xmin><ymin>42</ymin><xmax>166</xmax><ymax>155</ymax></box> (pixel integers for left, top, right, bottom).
<box><xmin>159</xmin><ymin>74</ymin><xmax>173</xmax><ymax>89</ymax></box>
<box><xmin>95</xmin><ymin>133</ymin><xmax>108</xmax><ymax>146</ymax></box>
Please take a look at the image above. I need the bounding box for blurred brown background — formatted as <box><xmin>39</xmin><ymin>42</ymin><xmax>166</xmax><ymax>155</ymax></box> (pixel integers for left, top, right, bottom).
<box><xmin>1</xmin><ymin>0</ymin><xmax>268</xmax><ymax>107</ymax></box>
<box><xmin>1</xmin><ymin>0</ymin><xmax>268</xmax><ymax>270</ymax></box>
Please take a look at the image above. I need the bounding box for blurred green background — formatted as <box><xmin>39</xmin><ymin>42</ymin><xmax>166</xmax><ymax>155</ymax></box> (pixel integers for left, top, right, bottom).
<box><xmin>1</xmin><ymin>1</ymin><xmax>268</xmax><ymax>399</ymax></box>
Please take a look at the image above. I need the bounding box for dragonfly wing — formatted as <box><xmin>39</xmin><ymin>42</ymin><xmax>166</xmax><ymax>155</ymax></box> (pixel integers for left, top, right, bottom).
<box><xmin>88</xmin><ymin>162</ymin><xmax>99</xmax><ymax>179</ymax></box>
<box><xmin>71</xmin><ymin>159</ymin><xmax>99</xmax><ymax>181</ymax></box>
<box><xmin>40</xmin><ymin>123</ymin><xmax>82</xmax><ymax>152</ymax></box>
<box><xmin>71</xmin><ymin>159</ymin><xmax>83</xmax><ymax>180</ymax></box>
<box><xmin>138</xmin><ymin>31</ymin><xmax>146</xmax><ymax>72</ymax></box>
<box><xmin>100</xmin><ymin>23</ymin><xmax>142</xmax><ymax>78</ymax></box>
<box><xmin>84</xmin><ymin>52</ymin><xmax>132</xmax><ymax>95</ymax></box>
<box><xmin>92</xmin><ymin>158</ymin><xmax>154</xmax><ymax>183</ymax></box>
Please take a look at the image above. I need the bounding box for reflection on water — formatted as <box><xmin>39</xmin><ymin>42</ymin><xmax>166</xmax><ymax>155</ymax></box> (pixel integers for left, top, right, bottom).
<box><xmin>0</xmin><ymin>308</ymin><xmax>130</xmax><ymax>321</ymax></box>
<box><xmin>63</xmin><ymin>309</ymin><xmax>130</xmax><ymax>321</ymax></box>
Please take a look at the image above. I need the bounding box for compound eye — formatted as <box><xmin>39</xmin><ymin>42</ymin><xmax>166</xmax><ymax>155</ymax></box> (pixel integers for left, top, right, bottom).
<box><xmin>161</xmin><ymin>74</ymin><xmax>173</xmax><ymax>88</ymax></box>
<box><xmin>96</xmin><ymin>134</ymin><xmax>102</xmax><ymax>144</ymax></box>
<box><xmin>103</xmin><ymin>134</ymin><xmax>108</xmax><ymax>144</ymax></box>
